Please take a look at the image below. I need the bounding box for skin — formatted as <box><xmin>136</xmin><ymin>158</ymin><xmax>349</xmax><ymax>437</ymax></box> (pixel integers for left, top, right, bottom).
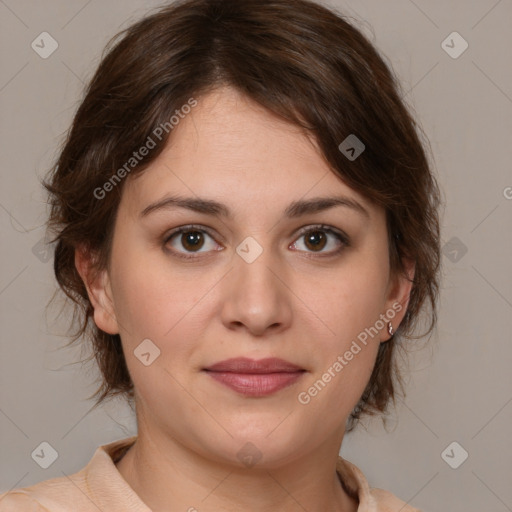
<box><xmin>76</xmin><ymin>86</ymin><xmax>414</xmax><ymax>512</ymax></box>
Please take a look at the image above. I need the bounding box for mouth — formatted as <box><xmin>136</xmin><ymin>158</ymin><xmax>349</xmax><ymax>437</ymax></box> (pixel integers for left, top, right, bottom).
<box><xmin>202</xmin><ymin>357</ymin><xmax>306</xmax><ymax>397</ymax></box>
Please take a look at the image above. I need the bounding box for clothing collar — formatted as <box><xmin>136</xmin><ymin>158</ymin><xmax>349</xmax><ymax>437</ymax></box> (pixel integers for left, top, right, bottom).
<box><xmin>85</xmin><ymin>435</ymin><xmax>379</xmax><ymax>511</ymax></box>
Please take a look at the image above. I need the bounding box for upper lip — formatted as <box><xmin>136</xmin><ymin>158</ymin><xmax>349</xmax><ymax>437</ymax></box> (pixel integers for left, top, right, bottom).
<box><xmin>204</xmin><ymin>357</ymin><xmax>304</xmax><ymax>374</ymax></box>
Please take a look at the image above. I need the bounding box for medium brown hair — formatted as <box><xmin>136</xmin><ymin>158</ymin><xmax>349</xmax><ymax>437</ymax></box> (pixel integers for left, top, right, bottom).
<box><xmin>44</xmin><ymin>0</ymin><xmax>441</xmax><ymax>430</ymax></box>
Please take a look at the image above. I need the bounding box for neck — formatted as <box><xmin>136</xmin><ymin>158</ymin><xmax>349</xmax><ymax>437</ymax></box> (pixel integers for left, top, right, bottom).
<box><xmin>116</xmin><ymin>429</ymin><xmax>359</xmax><ymax>512</ymax></box>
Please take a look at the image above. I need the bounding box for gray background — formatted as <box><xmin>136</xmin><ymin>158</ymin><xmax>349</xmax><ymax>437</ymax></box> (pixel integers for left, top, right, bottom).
<box><xmin>1</xmin><ymin>0</ymin><xmax>511</xmax><ymax>510</ymax></box>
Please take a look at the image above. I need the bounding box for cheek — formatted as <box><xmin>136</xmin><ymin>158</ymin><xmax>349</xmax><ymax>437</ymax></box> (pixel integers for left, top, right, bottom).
<box><xmin>110</xmin><ymin>246</ymin><xmax>205</xmax><ymax>342</ymax></box>
<box><xmin>112</xmin><ymin>266</ymin><xmax>207</xmax><ymax>421</ymax></box>
<box><xmin>109</xmin><ymin>250</ymin><xmax>219</xmax><ymax>387</ymax></box>
<box><xmin>301</xmin><ymin>257</ymin><xmax>389</xmax><ymax>349</ymax></box>
<box><xmin>292</xmin><ymin>259</ymin><xmax>388</xmax><ymax>414</ymax></box>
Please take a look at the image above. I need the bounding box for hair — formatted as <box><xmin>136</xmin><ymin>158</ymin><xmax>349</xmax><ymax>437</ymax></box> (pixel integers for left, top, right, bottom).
<box><xmin>43</xmin><ymin>0</ymin><xmax>441</xmax><ymax>431</ymax></box>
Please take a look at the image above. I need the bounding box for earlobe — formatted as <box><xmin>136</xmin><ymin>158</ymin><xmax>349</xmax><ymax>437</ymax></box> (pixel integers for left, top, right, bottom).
<box><xmin>382</xmin><ymin>257</ymin><xmax>415</xmax><ymax>342</ymax></box>
<box><xmin>74</xmin><ymin>246</ymin><xmax>119</xmax><ymax>335</ymax></box>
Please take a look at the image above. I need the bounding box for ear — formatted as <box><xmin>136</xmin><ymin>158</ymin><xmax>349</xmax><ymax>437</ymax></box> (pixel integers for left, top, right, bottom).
<box><xmin>381</xmin><ymin>257</ymin><xmax>415</xmax><ymax>342</ymax></box>
<box><xmin>74</xmin><ymin>245</ymin><xmax>119</xmax><ymax>335</ymax></box>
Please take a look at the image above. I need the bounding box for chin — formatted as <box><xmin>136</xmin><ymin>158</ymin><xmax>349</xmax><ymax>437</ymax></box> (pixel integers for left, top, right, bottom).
<box><xmin>204</xmin><ymin>427</ymin><xmax>308</xmax><ymax>471</ymax></box>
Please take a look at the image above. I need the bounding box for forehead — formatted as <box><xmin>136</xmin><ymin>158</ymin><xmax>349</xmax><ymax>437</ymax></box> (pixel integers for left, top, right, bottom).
<box><xmin>165</xmin><ymin>87</ymin><xmax>326</xmax><ymax>179</ymax></box>
<box><xmin>120</xmin><ymin>86</ymin><xmax>377</xmax><ymax>221</ymax></box>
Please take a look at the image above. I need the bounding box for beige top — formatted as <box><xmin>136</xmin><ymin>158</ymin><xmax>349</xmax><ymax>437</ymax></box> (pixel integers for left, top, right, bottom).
<box><xmin>0</xmin><ymin>436</ymin><xmax>420</xmax><ymax>511</ymax></box>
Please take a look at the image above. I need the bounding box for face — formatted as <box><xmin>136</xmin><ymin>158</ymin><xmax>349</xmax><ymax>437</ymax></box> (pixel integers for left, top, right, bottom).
<box><xmin>78</xmin><ymin>86</ymin><xmax>413</xmax><ymax>468</ymax></box>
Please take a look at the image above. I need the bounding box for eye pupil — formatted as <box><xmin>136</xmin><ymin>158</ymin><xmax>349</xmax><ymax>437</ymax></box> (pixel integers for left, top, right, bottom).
<box><xmin>182</xmin><ymin>231</ymin><xmax>204</xmax><ymax>251</ymax></box>
<box><xmin>305</xmin><ymin>231</ymin><xmax>327</xmax><ymax>251</ymax></box>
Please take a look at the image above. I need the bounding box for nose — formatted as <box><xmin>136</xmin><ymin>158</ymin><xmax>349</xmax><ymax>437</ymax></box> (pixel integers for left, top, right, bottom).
<box><xmin>219</xmin><ymin>242</ymin><xmax>293</xmax><ymax>337</ymax></box>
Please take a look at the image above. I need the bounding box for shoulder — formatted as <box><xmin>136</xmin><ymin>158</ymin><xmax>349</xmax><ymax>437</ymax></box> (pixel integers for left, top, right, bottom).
<box><xmin>336</xmin><ymin>456</ymin><xmax>422</xmax><ymax>511</ymax></box>
<box><xmin>369</xmin><ymin>487</ymin><xmax>422</xmax><ymax>511</ymax></box>
<box><xmin>0</xmin><ymin>436</ymin><xmax>138</xmax><ymax>512</ymax></box>
<box><xmin>0</xmin><ymin>490</ymin><xmax>49</xmax><ymax>511</ymax></box>
<box><xmin>0</xmin><ymin>471</ymin><xmax>86</xmax><ymax>512</ymax></box>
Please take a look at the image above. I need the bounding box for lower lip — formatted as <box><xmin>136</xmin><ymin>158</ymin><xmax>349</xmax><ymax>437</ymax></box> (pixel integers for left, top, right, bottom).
<box><xmin>204</xmin><ymin>371</ymin><xmax>304</xmax><ymax>397</ymax></box>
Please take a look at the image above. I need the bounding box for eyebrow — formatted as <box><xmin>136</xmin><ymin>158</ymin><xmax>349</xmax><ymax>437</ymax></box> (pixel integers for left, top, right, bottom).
<box><xmin>139</xmin><ymin>194</ymin><xmax>370</xmax><ymax>219</ymax></box>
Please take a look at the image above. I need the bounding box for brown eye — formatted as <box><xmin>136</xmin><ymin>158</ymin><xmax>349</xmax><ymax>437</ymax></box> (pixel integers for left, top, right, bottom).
<box><xmin>303</xmin><ymin>230</ymin><xmax>327</xmax><ymax>252</ymax></box>
<box><xmin>290</xmin><ymin>225</ymin><xmax>349</xmax><ymax>256</ymax></box>
<box><xmin>180</xmin><ymin>231</ymin><xmax>205</xmax><ymax>252</ymax></box>
<box><xmin>165</xmin><ymin>225</ymin><xmax>220</xmax><ymax>259</ymax></box>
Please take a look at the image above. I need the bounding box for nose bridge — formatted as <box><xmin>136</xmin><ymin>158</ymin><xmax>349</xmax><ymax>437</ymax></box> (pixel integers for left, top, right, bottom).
<box><xmin>233</xmin><ymin>234</ymin><xmax>282</xmax><ymax>299</ymax></box>
<box><xmin>220</xmin><ymin>234</ymin><xmax>292</xmax><ymax>334</ymax></box>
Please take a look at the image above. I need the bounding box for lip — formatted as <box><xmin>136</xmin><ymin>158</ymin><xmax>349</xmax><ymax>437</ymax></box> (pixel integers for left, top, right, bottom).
<box><xmin>204</xmin><ymin>357</ymin><xmax>304</xmax><ymax>373</ymax></box>
<box><xmin>203</xmin><ymin>357</ymin><xmax>306</xmax><ymax>397</ymax></box>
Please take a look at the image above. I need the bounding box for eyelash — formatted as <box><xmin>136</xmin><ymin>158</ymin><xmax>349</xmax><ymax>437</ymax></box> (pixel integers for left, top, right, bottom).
<box><xmin>163</xmin><ymin>224</ymin><xmax>350</xmax><ymax>261</ymax></box>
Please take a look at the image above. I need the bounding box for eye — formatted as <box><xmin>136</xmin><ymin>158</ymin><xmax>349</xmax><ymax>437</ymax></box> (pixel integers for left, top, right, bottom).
<box><xmin>289</xmin><ymin>225</ymin><xmax>349</xmax><ymax>256</ymax></box>
<box><xmin>164</xmin><ymin>223</ymin><xmax>350</xmax><ymax>261</ymax></box>
<box><xmin>164</xmin><ymin>225</ymin><xmax>221</xmax><ymax>260</ymax></box>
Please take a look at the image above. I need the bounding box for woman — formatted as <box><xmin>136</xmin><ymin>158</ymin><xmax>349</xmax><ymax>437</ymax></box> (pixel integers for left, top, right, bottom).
<box><xmin>0</xmin><ymin>0</ymin><xmax>441</xmax><ymax>510</ymax></box>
